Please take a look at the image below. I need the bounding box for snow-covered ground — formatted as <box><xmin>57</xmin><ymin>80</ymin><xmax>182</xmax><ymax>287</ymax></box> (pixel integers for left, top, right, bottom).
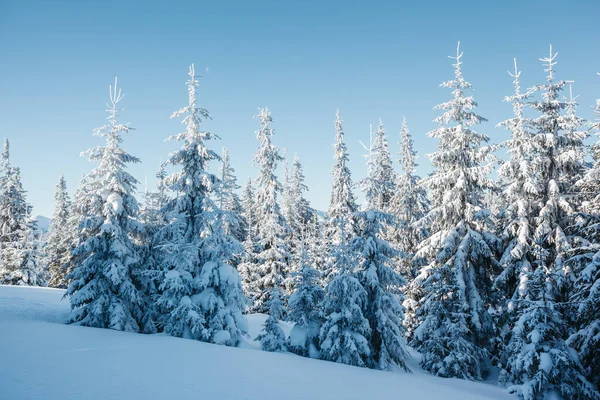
<box><xmin>0</xmin><ymin>285</ymin><xmax>511</xmax><ymax>400</ymax></box>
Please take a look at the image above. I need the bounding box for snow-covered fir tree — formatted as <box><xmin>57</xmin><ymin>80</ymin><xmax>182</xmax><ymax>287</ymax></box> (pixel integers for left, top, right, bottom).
<box><xmin>238</xmin><ymin>177</ymin><xmax>258</xmax><ymax>305</ymax></box>
<box><xmin>325</xmin><ymin>110</ymin><xmax>358</xmax><ymax>245</ymax></box>
<box><xmin>320</xmin><ymin>217</ymin><xmax>371</xmax><ymax>367</ymax></box>
<box><xmin>139</xmin><ymin>163</ymin><xmax>170</xmax><ymax>232</ymax></box>
<box><xmin>561</xmin><ymin>75</ymin><xmax>600</xmax><ymax>391</ymax></box>
<box><xmin>2</xmin><ymin>210</ymin><xmax>44</xmax><ymax>287</ymax></box>
<box><xmin>499</xmin><ymin>46</ymin><xmax>597</xmax><ymax>400</ymax></box>
<box><xmin>242</xmin><ymin>108</ymin><xmax>290</xmax><ymax>313</ymax></box>
<box><xmin>287</xmin><ymin>154</ymin><xmax>313</xmax><ymax>241</ymax></box>
<box><xmin>0</xmin><ymin>138</ymin><xmax>44</xmax><ymax>287</ymax></box>
<box><xmin>257</xmin><ymin>281</ymin><xmax>287</xmax><ymax>352</ymax></box>
<box><xmin>46</xmin><ymin>175</ymin><xmax>73</xmax><ymax>288</ymax></box>
<box><xmin>65</xmin><ymin>78</ymin><xmax>144</xmax><ymax>332</ymax></box>
<box><xmin>138</xmin><ymin>164</ymin><xmax>171</xmax><ymax>334</ymax></box>
<box><xmin>193</xmin><ymin>209</ymin><xmax>248</xmax><ymax>346</ymax></box>
<box><xmin>63</xmin><ymin>173</ymin><xmax>100</xmax><ymax>289</ymax></box>
<box><xmin>388</xmin><ymin>117</ymin><xmax>430</xmax><ymax>277</ymax></box>
<box><xmin>352</xmin><ymin>210</ymin><xmax>410</xmax><ymax>371</ymax></box>
<box><xmin>500</xmin><ymin>255</ymin><xmax>599</xmax><ymax>400</ymax></box>
<box><xmin>409</xmin><ymin>43</ymin><xmax>500</xmax><ymax>380</ymax></box>
<box><xmin>323</xmin><ymin>110</ymin><xmax>359</xmax><ymax>284</ymax></box>
<box><xmin>154</xmin><ymin>65</ymin><xmax>246</xmax><ymax>345</ymax></box>
<box><xmin>357</xmin><ymin>148</ymin><xmax>409</xmax><ymax>370</ymax></box>
<box><xmin>241</xmin><ymin>177</ymin><xmax>256</xmax><ymax>237</ymax></box>
<box><xmin>361</xmin><ymin>120</ymin><xmax>396</xmax><ymax>212</ymax></box>
<box><xmin>287</xmin><ymin>241</ymin><xmax>324</xmax><ymax>358</ymax></box>
<box><xmin>218</xmin><ymin>147</ymin><xmax>246</xmax><ymax>243</ymax></box>
<box><xmin>494</xmin><ymin>59</ymin><xmax>539</xmax><ymax>356</ymax></box>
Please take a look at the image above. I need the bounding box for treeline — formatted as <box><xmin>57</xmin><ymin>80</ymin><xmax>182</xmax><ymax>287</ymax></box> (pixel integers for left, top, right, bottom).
<box><xmin>1</xmin><ymin>44</ymin><xmax>599</xmax><ymax>400</ymax></box>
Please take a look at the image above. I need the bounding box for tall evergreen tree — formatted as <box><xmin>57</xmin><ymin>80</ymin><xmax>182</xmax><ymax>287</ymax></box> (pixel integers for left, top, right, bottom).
<box><xmin>242</xmin><ymin>108</ymin><xmax>290</xmax><ymax>313</ymax></box>
<box><xmin>154</xmin><ymin>65</ymin><xmax>246</xmax><ymax>345</ymax></box>
<box><xmin>389</xmin><ymin>117</ymin><xmax>430</xmax><ymax>276</ymax></box>
<box><xmin>65</xmin><ymin>78</ymin><xmax>144</xmax><ymax>332</ymax></box>
<box><xmin>353</xmin><ymin>210</ymin><xmax>410</xmax><ymax>371</ymax></box>
<box><xmin>499</xmin><ymin>47</ymin><xmax>596</xmax><ymax>400</ymax></box>
<box><xmin>323</xmin><ymin>110</ymin><xmax>358</xmax><ymax>284</ymax></box>
<box><xmin>410</xmin><ymin>43</ymin><xmax>499</xmax><ymax>380</ymax></box>
<box><xmin>46</xmin><ymin>175</ymin><xmax>73</xmax><ymax>288</ymax></box>
<box><xmin>325</xmin><ymin>110</ymin><xmax>358</xmax><ymax>245</ymax></box>
<box><xmin>494</xmin><ymin>59</ymin><xmax>539</xmax><ymax>359</ymax></box>
<box><xmin>565</xmin><ymin>74</ymin><xmax>600</xmax><ymax>389</ymax></box>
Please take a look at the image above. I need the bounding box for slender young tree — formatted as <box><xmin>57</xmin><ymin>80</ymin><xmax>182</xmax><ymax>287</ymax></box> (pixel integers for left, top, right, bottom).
<box><xmin>389</xmin><ymin>117</ymin><xmax>430</xmax><ymax>276</ymax></box>
<box><xmin>154</xmin><ymin>65</ymin><xmax>246</xmax><ymax>345</ymax></box>
<box><xmin>138</xmin><ymin>163</ymin><xmax>171</xmax><ymax>334</ymax></box>
<box><xmin>46</xmin><ymin>175</ymin><xmax>73</xmax><ymax>288</ymax></box>
<box><xmin>287</xmin><ymin>155</ymin><xmax>313</xmax><ymax>241</ymax></box>
<box><xmin>325</xmin><ymin>110</ymin><xmax>358</xmax><ymax>245</ymax></box>
<box><xmin>362</xmin><ymin>120</ymin><xmax>396</xmax><ymax>212</ymax></box>
<box><xmin>410</xmin><ymin>43</ymin><xmax>500</xmax><ymax>380</ymax></box>
<box><xmin>218</xmin><ymin>147</ymin><xmax>246</xmax><ymax>243</ymax></box>
<box><xmin>65</xmin><ymin>78</ymin><xmax>144</xmax><ymax>332</ymax></box>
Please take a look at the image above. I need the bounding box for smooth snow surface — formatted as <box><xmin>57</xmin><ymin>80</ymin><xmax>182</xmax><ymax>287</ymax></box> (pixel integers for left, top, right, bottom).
<box><xmin>0</xmin><ymin>285</ymin><xmax>512</xmax><ymax>400</ymax></box>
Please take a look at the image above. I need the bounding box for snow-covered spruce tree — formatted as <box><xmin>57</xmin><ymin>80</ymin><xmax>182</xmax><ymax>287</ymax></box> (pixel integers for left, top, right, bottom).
<box><xmin>139</xmin><ymin>163</ymin><xmax>170</xmax><ymax>232</ymax></box>
<box><xmin>323</xmin><ymin>110</ymin><xmax>359</xmax><ymax>284</ymax></box>
<box><xmin>287</xmin><ymin>154</ymin><xmax>314</xmax><ymax>241</ymax></box>
<box><xmin>409</xmin><ymin>43</ymin><xmax>500</xmax><ymax>380</ymax></box>
<box><xmin>46</xmin><ymin>175</ymin><xmax>73</xmax><ymax>288</ymax></box>
<box><xmin>154</xmin><ymin>65</ymin><xmax>247</xmax><ymax>346</ymax></box>
<box><xmin>194</xmin><ymin>209</ymin><xmax>248</xmax><ymax>346</ymax></box>
<box><xmin>287</xmin><ymin>242</ymin><xmax>325</xmax><ymax>358</ymax></box>
<box><xmin>361</xmin><ymin>120</ymin><xmax>396</xmax><ymax>212</ymax></box>
<box><xmin>352</xmin><ymin>210</ymin><xmax>410</xmax><ymax>371</ymax></box>
<box><xmin>241</xmin><ymin>178</ymin><xmax>256</xmax><ymax>237</ymax></box>
<box><xmin>0</xmin><ymin>148</ymin><xmax>45</xmax><ymax>287</ymax></box>
<box><xmin>325</xmin><ymin>110</ymin><xmax>358</xmax><ymax>245</ymax></box>
<box><xmin>320</xmin><ymin>217</ymin><xmax>371</xmax><ymax>367</ymax></box>
<box><xmin>242</xmin><ymin>108</ymin><xmax>290</xmax><ymax>313</ymax></box>
<box><xmin>218</xmin><ymin>147</ymin><xmax>246</xmax><ymax>243</ymax></box>
<box><xmin>257</xmin><ymin>281</ymin><xmax>287</xmax><ymax>352</ymax></box>
<box><xmin>2</xmin><ymin>210</ymin><xmax>44</xmax><ymax>287</ymax></box>
<box><xmin>499</xmin><ymin>47</ymin><xmax>597</xmax><ymax>400</ymax></box>
<box><xmin>137</xmin><ymin>164</ymin><xmax>171</xmax><ymax>334</ymax></box>
<box><xmin>494</xmin><ymin>59</ymin><xmax>539</xmax><ymax>358</ymax></box>
<box><xmin>65</xmin><ymin>78</ymin><xmax>144</xmax><ymax>332</ymax></box>
<box><xmin>63</xmin><ymin>173</ymin><xmax>101</xmax><ymax>287</ymax></box>
<box><xmin>389</xmin><ymin>117</ymin><xmax>430</xmax><ymax>277</ymax></box>
<box><xmin>565</xmin><ymin>223</ymin><xmax>600</xmax><ymax>389</ymax></box>
<box><xmin>500</xmin><ymin>253</ymin><xmax>600</xmax><ymax>400</ymax></box>
<box><xmin>561</xmin><ymin>74</ymin><xmax>600</xmax><ymax>390</ymax></box>
<box><xmin>238</xmin><ymin>178</ymin><xmax>259</xmax><ymax>307</ymax></box>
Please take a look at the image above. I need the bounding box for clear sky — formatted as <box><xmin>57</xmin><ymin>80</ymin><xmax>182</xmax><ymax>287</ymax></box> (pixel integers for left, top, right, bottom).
<box><xmin>1</xmin><ymin>0</ymin><xmax>599</xmax><ymax>217</ymax></box>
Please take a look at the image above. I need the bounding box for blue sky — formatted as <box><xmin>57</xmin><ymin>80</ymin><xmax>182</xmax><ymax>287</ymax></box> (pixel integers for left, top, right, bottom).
<box><xmin>1</xmin><ymin>0</ymin><xmax>599</xmax><ymax>217</ymax></box>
